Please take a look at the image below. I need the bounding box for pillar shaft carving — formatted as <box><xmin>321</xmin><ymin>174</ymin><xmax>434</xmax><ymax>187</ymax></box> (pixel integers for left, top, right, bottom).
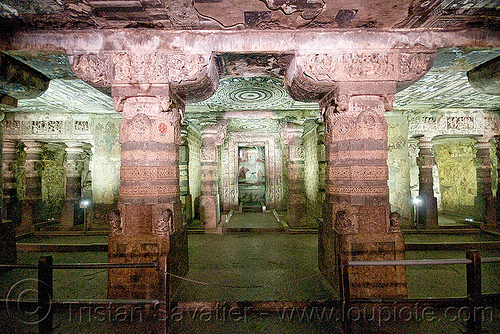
<box><xmin>200</xmin><ymin>121</ymin><xmax>227</xmax><ymax>229</ymax></box>
<box><xmin>416</xmin><ymin>136</ymin><xmax>439</xmax><ymax>228</ymax></box>
<box><xmin>475</xmin><ymin>137</ymin><xmax>495</xmax><ymax>225</ymax></box>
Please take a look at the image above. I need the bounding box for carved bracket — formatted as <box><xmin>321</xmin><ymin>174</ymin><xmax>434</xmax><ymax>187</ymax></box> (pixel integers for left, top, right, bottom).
<box><xmin>286</xmin><ymin>50</ymin><xmax>434</xmax><ymax>102</ymax></box>
<box><xmin>69</xmin><ymin>51</ymin><xmax>219</xmax><ymax>102</ymax></box>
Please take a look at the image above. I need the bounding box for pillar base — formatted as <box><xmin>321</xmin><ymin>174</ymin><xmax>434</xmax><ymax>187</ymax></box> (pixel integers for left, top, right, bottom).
<box><xmin>107</xmin><ymin>227</ymin><xmax>188</xmax><ymax>299</ymax></box>
<box><xmin>418</xmin><ymin>195</ymin><xmax>439</xmax><ymax>228</ymax></box>
<box><xmin>319</xmin><ymin>228</ymin><xmax>407</xmax><ymax>299</ymax></box>
<box><xmin>0</xmin><ymin>220</ymin><xmax>17</xmax><ymax>273</ymax></box>
<box><xmin>201</xmin><ymin>194</ymin><xmax>220</xmax><ymax>230</ymax></box>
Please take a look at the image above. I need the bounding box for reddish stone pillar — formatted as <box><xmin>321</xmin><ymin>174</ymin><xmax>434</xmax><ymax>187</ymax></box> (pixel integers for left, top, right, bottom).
<box><xmin>281</xmin><ymin>122</ymin><xmax>308</xmax><ymax>227</ymax></box>
<box><xmin>108</xmin><ymin>92</ymin><xmax>188</xmax><ymax>299</ymax></box>
<box><xmin>416</xmin><ymin>136</ymin><xmax>439</xmax><ymax>228</ymax></box>
<box><xmin>200</xmin><ymin>122</ymin><xmax>226</xmax><ymax>230</ymax></box>
<box><xmin>60</xmin><ymin>142</ymin><xmax>84</xmax><ymax>228</ymax></box>
<box><xmin>475</xmin><ymin>136</ymin><xmax>496</xmax><ymax>226</ymax></box>
<box><xmin>319</xmin><ymin>82</ymin><xmax>407</xmax><ymax>299</ymax></box>
<box><xmin>19</xmin><ymin>141</ymin><xmax>43</xmax><ymax>233</ymax></box>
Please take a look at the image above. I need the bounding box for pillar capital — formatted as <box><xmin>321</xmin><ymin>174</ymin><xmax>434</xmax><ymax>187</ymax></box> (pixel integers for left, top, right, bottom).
<box><xmin>69</xmin><ymin>51</ymin><xmax>219</xmax><ymax>103</ymax></box>
<box><xmin>286</xmin><ymin>49</ymin><xmax>434</xmax><ymax>102</ymax></box>
<box><xmin>201</xmin><ymin>120</ymin><xmax>227</xmax><ymax>146</ymax></box>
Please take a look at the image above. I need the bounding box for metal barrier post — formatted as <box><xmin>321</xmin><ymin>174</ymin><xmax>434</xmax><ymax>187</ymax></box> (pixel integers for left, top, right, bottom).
<box><xmin>466</xmin><ymin>250</ymin><xmax>482</xmax><ymax>334</ymax></box>
<box><xmin>158</xmin><ymin>256</ymin><xmax>170</xmax><ymax>333</ymax></box>
<box><xmin>340</xmin><ymin>261</ymin><xmax>352</xmax><ymax>334</ymax></box>
<box><xmin>38</xmin><ymin>255</ymin><xmax>53</xmax><ymax>333</ymax></box>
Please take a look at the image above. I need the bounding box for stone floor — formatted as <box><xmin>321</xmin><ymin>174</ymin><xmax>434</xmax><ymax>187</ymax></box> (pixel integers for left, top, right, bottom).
<box><xmin>2</xmin><ymin>213</ymin><xmax>500</xmax><ymax>333</ymax></box>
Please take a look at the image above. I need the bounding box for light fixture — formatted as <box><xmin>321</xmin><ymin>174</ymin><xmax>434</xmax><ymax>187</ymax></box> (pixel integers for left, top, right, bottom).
<box><xmin>80</xmin><ymin>199</ymin><xmax>91</xmax><ymax>208</ymax></box>
<box><xmin>412</xmin><ymin>197</ymin><xmax>423</xmax><ymax>206</ymax></box>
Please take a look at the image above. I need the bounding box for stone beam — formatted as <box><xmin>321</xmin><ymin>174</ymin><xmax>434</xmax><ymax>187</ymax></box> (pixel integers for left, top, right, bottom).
<box><xmin>10</xmin><ymin>29</ymin><xmax>500</xmax><ymax>55</ymax></box>
<box><xmin>467</xmin><ymin>55</ymin><xmax>500</xmax><ymax>96</ymax></box>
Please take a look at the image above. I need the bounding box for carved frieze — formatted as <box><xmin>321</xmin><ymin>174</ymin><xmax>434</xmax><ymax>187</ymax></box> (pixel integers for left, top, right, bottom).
<box><xmin>287</xmin><ymin>50</ymin><xmax>434</xmax><ymax>101</ymax></box>
<box><xmin>294</xmin><ymin>51</ymin><xmax>433</xmax><ymax>83</ymax></box>
<box><xmin>70</xmin><ymin>53</ymin><xmax>111</xmax><ymax>87</ymax></box>
<box><xmin>332</xmin><ymin>204</ymin><xmax>358</xmax><ymax>234</ymax></box>
<box><xmin>109</xmin><ymin>210</ymin><xmax>123</xmax><ymax>236</ymax></box>
<box><xmin>409</xmin><ymin>110</ymin><xmax>500</xmax><ymax>138</ymax></box>
<box><xmin>71</xmin><ymin>52</ymin><xmax>213</xmax><ymax>86</ymax></box>
<box><xmin>152</xmin><ymin>204</ymin><xmax>175</xmax><ymax>236</ymax></box>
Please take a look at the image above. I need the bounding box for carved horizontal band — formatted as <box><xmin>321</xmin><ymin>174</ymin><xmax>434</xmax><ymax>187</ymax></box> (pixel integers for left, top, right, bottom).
<box><xmin>326</xmin><ymin>185</ymin><xmax>389</xmax><ymax>196</ymax></box>
<box><xmin>329</xmin><ymin>166</ymin><xmax>388</xmax><ymax>180</ymax></box>
<box><xmin>121</xmin><ymin>167</ymin><xmax>179</xmax><ymax>180</ymax></box>
<box><xmin>70</xmin><ymin>52</ymin><xmax>213</xmax><ymax>86</ymax></box>
<box><xmin>294</xmin><ymin>51</ymin><xmax>434</xmax><ymax>83</ymax></box>
<box><xmin>120</xmin><ymin>186</ymin><xmax>179</xmax><ymax>198</ymax></box>
<box><xmin>327</xmin><ymin>150</ymin><xmax>387</xmax><ymax>162</ymax></box>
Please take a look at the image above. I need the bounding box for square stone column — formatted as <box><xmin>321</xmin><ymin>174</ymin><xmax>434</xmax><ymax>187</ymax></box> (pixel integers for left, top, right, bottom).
<box><xmin>180</xmin><ymin>126</ymin><xmax>192</xmax><ymax>224</ymax></box>
<box><xmin>2</xmin><ymin>140</ymin><xmax>17</xmax><ymax>222</ymax></box>
<box><xmin>416</xmin><ymin>136</ymin><xmax>439</xmax><ymax>228</ymax></box>
<box><xmin>108</xmin><ymin>92</ymin><xmax>188</xmax><ymax>300</ymax></box>
<box><xmin>19</xmin><ymin>141</ymin><xmax>43</xmax><ymax>233</ymax></box>
<box><xmin>280</xmin><ymin>122</ymin><xmax>308</xmax><ymax>227</ymax></box>
<box><xmin>475</xmin><ymin>136</ymin><xmax>496</xmax><ymax>226</ymax></box>
<box><xmin>200</xmin><ymin>122</ymin><xmax>227</xmax><ymax>230</ymax></box>
<box><xmin>319</xmin><ymin>83</ymin><xmax>407</xmax><ymax>299</ymax></box>
<box><xmin>60</xmin><ymin>142</ymin><xmax>84</xmax><ymax>228</ymax></box>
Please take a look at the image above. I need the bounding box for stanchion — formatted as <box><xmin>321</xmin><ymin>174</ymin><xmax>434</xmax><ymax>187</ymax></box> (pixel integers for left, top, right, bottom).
<box><xmin>158</xmin><ymin>256</ymin><xmax>170</xmax><ymax>333</ymax></box>
<box><xmin>38</xmin><ymin>255</ymin><xmax>53</xmax><ymax>333</ymax></box>
<box><xmin>340</xmin><ymin>260</ymin><xmax>352</xmax><ymax>334</ymax></box>
<box><xmin>466</xmin><ymin>250</ymin><xmax>482</xmax><ymax>334</ymax></box>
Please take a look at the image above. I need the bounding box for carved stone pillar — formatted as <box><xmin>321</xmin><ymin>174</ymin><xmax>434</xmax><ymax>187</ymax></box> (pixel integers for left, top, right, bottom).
<box><xmin>60</xmin><ymin>142</ymin><xmax>84</xmax><ymax>228</ymax></box>
<box><xmin>108</xmin><ymin>90</ymin><xmax>188</xmax><ymax>299</ymax></box>
<box><xmin>180</xmin><ymin>126</ymin><xmax>192</xmax><ymax>223</ymax></box>
<box><xmin>286</xmin><ymin>47</ymin><xmax>434</xmax><ymax>299</ymax></box>
<box><xmin>281</xmin><ymin>122</ymin><xmax>307</xmax><ymax>227</ymax></box>
<box><xmin>317</xmin><ymin>123</ymin><xmax>326</xmax><ymax>220</ymax></box>
<box><xmin>19</xmin><ymin>141</ymin><xmax>43</xmax><ymax>233</ymax></box>
<box><xmin>416</xmin><ymin>136</ymin><xmax>439</xmax><ymax>228</ymax></box>
<box><xmin>475</xmin><ymin>136</ymin><xmax>496</xmax><ymax>226</ymax></box>
<box><xmin>2</xmin><ymin>140</ymin><xmax>16</xmax><ymax>222</ymax></box>
<box><xmin>319</xmin><ymin>82</ymin><xmax>407</xmax><ymax>299</ymax></box>
<box><xmin>68</xmin><ymin>47</ymin><xmax>218</xmax><ymax>299</ymax></box>
<box><xmin>200</xmin><ymin>122</ymin><xmax>227</xmax><ymax>230</ymax></box>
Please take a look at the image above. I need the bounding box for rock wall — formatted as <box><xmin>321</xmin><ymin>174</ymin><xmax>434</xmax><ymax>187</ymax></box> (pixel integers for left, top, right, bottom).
<box><xmin>434</xmin><ymin>139</ymin><xmax>477</xmax><ymax>215</ymax></box>
<box><xmin>40</xmin><ymin>143</ymin><xmax>66</xmax><ymax>222</ymax></box>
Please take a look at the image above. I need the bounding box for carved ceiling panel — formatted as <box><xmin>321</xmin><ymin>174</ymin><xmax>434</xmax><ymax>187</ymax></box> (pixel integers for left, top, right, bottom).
<box><xmin>190</xmin><ymin>76</ymin><xmax>318</xmax><ymax>111</ymax></box>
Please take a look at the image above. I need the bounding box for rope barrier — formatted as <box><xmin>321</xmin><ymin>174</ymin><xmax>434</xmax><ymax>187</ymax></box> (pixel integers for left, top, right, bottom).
<box><xmin>165</xmin><ymin>269</ymin><xmax>328</xmax><ymax>289</ymax></box>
